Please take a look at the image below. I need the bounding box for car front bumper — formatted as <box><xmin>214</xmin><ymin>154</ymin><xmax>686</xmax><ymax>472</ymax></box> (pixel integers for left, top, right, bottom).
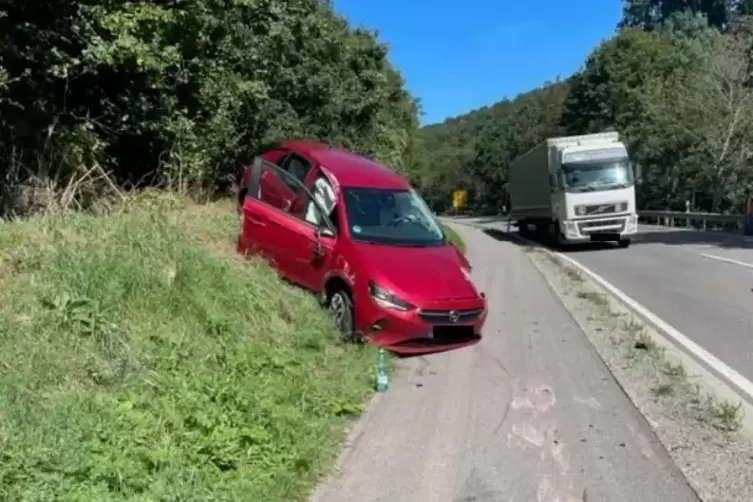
<box><xmin>357</xmin><ymin>295</ymin><xmax>488</xmax><ymax>355</ymax></box>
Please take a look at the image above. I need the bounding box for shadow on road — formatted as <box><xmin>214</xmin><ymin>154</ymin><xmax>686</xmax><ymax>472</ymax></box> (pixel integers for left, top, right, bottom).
<box><xmin>481</xmin><ymin>227</ymin><xmax>616</xmax><ymax>253</ymax></box>
<box><xmin>467</xmin><ymin>217</ymin><xmax>753</xmax><ymax>251</ymax></box>
<box><xmin>632</xmin><ymin>228</ymin><xmax>753</xmax><ymax>250</ymax></box>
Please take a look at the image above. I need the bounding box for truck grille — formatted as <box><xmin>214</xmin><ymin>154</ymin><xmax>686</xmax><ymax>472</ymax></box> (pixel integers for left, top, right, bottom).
<box><xmin>577</xmin><ymin>218</ymin><xmax>625</xmax><ymax>235</ymax></box>
<box><xmin>583</xmin><ymin>203</ymin><xmax>617</xmax><ymax>215</ymax></box>
<box><xmin>418</xmin><ymin>307</ymin><xmax>483</xmax><ymax>324</ymax></box>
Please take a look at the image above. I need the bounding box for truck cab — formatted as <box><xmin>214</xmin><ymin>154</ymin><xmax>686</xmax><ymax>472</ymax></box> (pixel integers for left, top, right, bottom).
<box><xmin>552</xmin><ymin>139</ymin><xmax>639</xmax><ymax>246</ymax></box>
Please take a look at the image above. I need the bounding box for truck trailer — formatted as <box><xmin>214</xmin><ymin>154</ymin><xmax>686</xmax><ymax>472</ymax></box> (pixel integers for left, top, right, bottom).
<box><xmin>508</xmin><ymin>132</ymin><xmax>640</xmax><ymax>248</ymax></box>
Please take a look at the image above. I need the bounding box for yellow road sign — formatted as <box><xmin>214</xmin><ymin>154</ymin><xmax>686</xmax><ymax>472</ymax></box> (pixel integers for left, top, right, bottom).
<box><xmin>452</xmin><ymin>189</ymin><xmax>467</xmax><ymax>209</ymax></box>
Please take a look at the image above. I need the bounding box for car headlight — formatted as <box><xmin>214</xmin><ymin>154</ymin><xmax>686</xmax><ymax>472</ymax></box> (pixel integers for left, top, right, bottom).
<box><xmin>575</xmin><ymin>205</ymin><xmax>586</xmax><ymax>216</ymax></box>
<box><xmin>368</xmin><ymin>281</ymin><xmax>412</xmax><ymax>311</ymax></box>
<box><xmin>618</xmin><ymin>202</ymin><xmax>628</xmax><ymax>212</ymax></box>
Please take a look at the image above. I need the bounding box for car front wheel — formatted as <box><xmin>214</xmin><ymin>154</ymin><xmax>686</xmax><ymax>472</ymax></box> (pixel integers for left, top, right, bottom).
<box><xmin>328</xmin><ymin>289</ymin><xmax>357</xmax><ymax>343</ymax></box>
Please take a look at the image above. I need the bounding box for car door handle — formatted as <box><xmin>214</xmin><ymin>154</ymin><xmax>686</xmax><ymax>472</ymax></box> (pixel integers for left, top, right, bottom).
<box><xmin>244</xmin><ymin>212</ymin><xmax>267</xmax><ymax>227</ymax></box>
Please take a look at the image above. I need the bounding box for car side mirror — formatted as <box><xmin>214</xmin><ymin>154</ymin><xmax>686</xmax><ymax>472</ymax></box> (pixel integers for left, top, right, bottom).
<box><xmin>317</xmin><ymin>226</ymin><xmax>335</xmax><ymax>239</ymax></box>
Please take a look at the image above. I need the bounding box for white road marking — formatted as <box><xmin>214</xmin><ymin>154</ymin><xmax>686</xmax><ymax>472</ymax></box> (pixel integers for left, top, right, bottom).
<box><xmin>700</xmin><ymin>252</ymin><xmax>753</xmax><ymax>269</ymax></box>
<box><xmin>553</xmin><ymin>250</ymin><xmax>753</xmax><ymax>406</ymax></box>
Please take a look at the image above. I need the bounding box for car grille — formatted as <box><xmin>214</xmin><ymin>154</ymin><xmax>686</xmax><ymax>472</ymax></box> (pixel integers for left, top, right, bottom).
<box><xmin>418</xmin><ymin>307</ymin><xmax>483</xmax><ymax>324</ymax></box>
<box><xmin>577</xmin><ymin>218</ymin><xmax>626</xmax><ymax>235</ymax></box>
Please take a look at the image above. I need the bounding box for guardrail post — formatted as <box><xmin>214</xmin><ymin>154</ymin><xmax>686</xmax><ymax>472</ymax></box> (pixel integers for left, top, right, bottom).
<box><xmin>684</xmin><ymin>200</ymin><xmax>690</xmax><ymax>228</ymax></box>
<box><xmin>744</xmin><ymin>196</ymin><xmax>753</xmax><ymax>236</ymax></box>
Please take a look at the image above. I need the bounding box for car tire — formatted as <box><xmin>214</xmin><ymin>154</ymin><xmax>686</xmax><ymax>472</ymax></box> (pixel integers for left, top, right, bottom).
<box><xmin>328</xmin><ymin>289</ymin><xmax>358</xmax><ymax>343</ymax></box>
<box><xmin>618</xmin><ymin>238</ymin><xmax>631</xmax><ymax>248</ymax></box>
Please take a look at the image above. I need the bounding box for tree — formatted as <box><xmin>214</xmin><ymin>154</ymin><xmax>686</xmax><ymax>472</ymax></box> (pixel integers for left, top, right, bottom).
<box><xmin>654</xmin><ymin>24</ymin><xmax>753</xmax><ymax>211</ymax></box>
<box><xmin>0</xmin><ymin>0</ymin><xmax>419</xmax><ymax>215</ymax></box>
<box><xmin>620</xmin><ymin>0</ymin><xmax>733</xmax><ymax>30</ymax></box>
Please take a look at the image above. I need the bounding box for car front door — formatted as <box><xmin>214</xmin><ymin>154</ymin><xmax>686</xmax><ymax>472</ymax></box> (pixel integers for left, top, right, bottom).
<box><xmin>240</xmin><ymin>157</ymin><xmax>336</xmax><ymax>289</ymax></box>
<box><xmin>267</xmin><ymin>169</ymin><xmax>337</xmax><ymax>290</ymax></box>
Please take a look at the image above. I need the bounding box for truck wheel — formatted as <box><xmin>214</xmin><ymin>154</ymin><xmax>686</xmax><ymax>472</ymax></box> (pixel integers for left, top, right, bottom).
<box><xmin>618</xmin><ymin>239</ymin><xmax>631</xmax><ymax>248</ymax></box>
<box><xmin>549</xmin><ymin>221</ymin><xmax>565</xmax><ymax>249</ymax></box>
<box><xmin>555</xmin><ymin>230</ymin><xmax>566</xmax><ymax>250</ymax></box>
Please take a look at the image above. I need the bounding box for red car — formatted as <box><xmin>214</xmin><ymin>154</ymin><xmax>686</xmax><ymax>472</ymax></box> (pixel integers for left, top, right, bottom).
<box><xmin>237</xmin><ymin>139</ymin><xmax>488</xmax><ymax>354</ymax></box>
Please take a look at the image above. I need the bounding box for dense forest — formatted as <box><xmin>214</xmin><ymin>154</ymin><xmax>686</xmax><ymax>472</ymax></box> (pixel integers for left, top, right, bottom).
<box><xmin>3</xmin><ymin>1</ymin><xmax>753</xmax><ymax>218</ymax></box>
<box><xmin>0</xmin><ymin>0</ymin><xmax>418</xmax><ymax>216</ymax></box>
<box><xmin>408</xmin><ymin>1</ymin><xmax>753</xmax><ymax>215</ymax></box>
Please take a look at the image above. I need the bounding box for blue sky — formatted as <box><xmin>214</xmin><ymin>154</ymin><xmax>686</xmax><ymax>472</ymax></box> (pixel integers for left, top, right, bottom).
<box><xmin>333</xmin><ymin>1</ymin><xmax>623</xmax><ymax>125</ymax></box>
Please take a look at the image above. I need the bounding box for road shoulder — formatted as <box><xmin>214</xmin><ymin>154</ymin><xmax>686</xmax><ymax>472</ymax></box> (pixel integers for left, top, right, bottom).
<box><xmin>522</xmin><ymin>243</ymin><xmax>753</xmax><ymax>502</ymax></box>
<box><xmin>310</xmin><ymin>224</ymin><xmax>699</xmax><ymax>502</ymax></box>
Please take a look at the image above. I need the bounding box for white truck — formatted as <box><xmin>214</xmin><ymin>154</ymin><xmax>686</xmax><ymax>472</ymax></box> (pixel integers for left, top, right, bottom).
<box><xmin>508</xmin><ymin>132</ymin><xmax>640</xmax><ymax>248</ymax></box>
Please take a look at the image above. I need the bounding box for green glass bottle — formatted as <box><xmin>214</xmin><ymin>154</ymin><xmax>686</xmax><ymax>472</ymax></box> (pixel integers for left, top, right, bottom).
<box><xmin>375</xmin><ymin>348</ymin><xmax>388</xmax><ymax>392</ymax></box>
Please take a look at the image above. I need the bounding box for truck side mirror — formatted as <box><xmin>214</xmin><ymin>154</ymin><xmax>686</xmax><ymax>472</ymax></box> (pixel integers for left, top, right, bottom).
<box><xmin>632</xmin><ymin>163</ymin><xmax>643</xmax><ymax>183</ymax></box>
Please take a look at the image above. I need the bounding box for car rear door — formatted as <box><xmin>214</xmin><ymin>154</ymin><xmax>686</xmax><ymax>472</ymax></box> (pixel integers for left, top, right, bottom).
<box><xmin>257</xmin><ymin>147</ymin><xmax>291</xmax><ymax>211</ymax></box>
<box><xmin>239</xmin><ymin>145</ymin><xmax>290</xmax><ymax>213</ymax></box>
<box><xmin>238</xmin><ymin>157</ymin><xmax>280</xmax><ymax>266</ymax></box>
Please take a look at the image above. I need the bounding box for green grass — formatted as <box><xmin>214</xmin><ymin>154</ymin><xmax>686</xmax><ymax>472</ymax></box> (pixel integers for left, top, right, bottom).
<box><xmin>0</xmin><ymin>192</ymin><xmax>376</xmax><ymax>501</ymax></box>
<box><xmin>442</xmin><ymin>224</ymin><xmax>465</xmax><ymax>253</ymax></box>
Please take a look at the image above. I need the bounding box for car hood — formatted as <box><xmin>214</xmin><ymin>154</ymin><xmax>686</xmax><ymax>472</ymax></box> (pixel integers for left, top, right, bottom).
<box><xmin>354</xmin><ymin>242</ymin><xmax>478</xmax><ymax>301</ymax></box>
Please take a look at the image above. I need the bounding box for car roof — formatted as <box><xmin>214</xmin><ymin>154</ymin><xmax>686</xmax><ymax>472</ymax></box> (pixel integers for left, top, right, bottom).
<box><xmin>279</xmin><ymin>139</ymin><xmax>411</xmax><ymax>190</ymax></box>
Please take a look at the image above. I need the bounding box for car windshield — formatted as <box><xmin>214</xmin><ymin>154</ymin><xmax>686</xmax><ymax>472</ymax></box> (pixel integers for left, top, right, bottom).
<box><xmin>561</xmin><ymin>158</ymin><xmax>634</xmax><ymax>192</ymax></box>
<box><xmin>342</xmin><ymin>187</ymin><xmax>446</xmax><ymax>246</ymax></box>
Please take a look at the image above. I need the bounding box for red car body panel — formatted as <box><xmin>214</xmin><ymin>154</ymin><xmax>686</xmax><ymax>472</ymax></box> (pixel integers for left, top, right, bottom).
<box><xmin>237</xmin><ymin>140</ymin><xmax>488</xmax><ymax>355</ymax></box>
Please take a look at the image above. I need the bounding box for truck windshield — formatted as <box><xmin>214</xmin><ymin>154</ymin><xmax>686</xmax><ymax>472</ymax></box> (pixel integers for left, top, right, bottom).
<box><xmin>342</xmin><ymin>187</ymin><xmax>446</xmax><ymax>246</ymax></box>
<box><xmin>561</xmin><ymin>159</ymin><xmax>633</xmax><ymax>192</ymax></box>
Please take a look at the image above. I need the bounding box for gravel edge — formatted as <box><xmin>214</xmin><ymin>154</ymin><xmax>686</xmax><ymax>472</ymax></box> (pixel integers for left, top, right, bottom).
<box><xmin>524</xmin><ymin>246</ymin><xmax>753</xmax><ymax>502</ymax></box>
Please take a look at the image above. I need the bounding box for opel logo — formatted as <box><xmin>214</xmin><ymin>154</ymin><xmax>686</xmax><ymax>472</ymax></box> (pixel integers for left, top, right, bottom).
<box><xmin>448</xmin><ymin>310</ymin><xmax>460</xmax><ymax>323</ymax></box>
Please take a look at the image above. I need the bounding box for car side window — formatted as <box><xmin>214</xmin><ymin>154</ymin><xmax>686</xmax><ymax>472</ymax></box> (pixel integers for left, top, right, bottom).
<box><xmin>280</xmin><ymin>154</ymin><xmax>312</xmax><ymax>192</ymax></box>
<box><xmin>247</xmin><ymin>157</ymin><xmax>335</xmax><ymax>233</ymax></box>
<box><xmin>299</xmin><ymin>175</ymin><xmax>336</xmax><ymax>227</ymax></box>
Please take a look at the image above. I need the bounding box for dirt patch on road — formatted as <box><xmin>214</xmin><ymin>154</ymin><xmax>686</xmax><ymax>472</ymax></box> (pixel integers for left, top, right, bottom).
<box><xmin>526</xmin><ymin>248</ymin><xmax>753</xmax><ymax>502</ymax></box>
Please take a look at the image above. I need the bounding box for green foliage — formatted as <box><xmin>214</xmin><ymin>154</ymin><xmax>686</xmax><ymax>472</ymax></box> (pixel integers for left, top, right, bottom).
<box><xmin>442</xmin><ymin>224</ymin><xmax>465</xmax><ymax>253</ymax></box>
<box><xmin>407</xmin><ymin>80</ymin><xmax>570</xmax><ymax>215</ymax></box>
<box><xmin>0</xmin><ymin>196</ymin><xmax>375</xmax><ymax>501</ymax></box>
<box><xmin>0</xmin><ymin>0</ymin><xmax>418</xmax><ymax>215</ymax></box>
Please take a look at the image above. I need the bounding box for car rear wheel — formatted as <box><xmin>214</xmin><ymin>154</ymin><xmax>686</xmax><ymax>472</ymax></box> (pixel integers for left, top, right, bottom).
<box><xmin>328</xmin><ymin>289</ymin><xmax>358</xmax><ymax>343</ymax></box>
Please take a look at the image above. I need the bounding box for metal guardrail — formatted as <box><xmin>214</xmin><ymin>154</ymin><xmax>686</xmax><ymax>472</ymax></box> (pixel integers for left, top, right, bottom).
<box><xmin>638</xmin><ymin>210</ymin><xmax>745</xmax><ymax>231</ymax></box>
<box><xmin>444</xmin><ymin>209</ymin><xmax>748</xmax><ymax>233</ymax></box>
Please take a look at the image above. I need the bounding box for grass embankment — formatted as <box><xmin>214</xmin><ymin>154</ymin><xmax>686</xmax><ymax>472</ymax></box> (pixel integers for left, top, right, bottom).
<box><xmin>442</xmin><ymin>224</ymin><xmax>465</xmax><ymax>253</ymax></box>
<box><xmin>0</xmin><ymin>193</ymin><xmax>375</xmax><ymax>501</ymax></box>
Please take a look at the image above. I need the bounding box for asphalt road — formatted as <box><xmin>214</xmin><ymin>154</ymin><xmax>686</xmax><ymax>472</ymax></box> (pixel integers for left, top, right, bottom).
<box><xmin>473</xmin><ymin>217</ymin><xmax>753</xmax><ymax>386</ymax></box>
<box><xmin>310</xmin><ymin>224</ymin><xmax>698</xmax><ymax>502</ymax></box>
